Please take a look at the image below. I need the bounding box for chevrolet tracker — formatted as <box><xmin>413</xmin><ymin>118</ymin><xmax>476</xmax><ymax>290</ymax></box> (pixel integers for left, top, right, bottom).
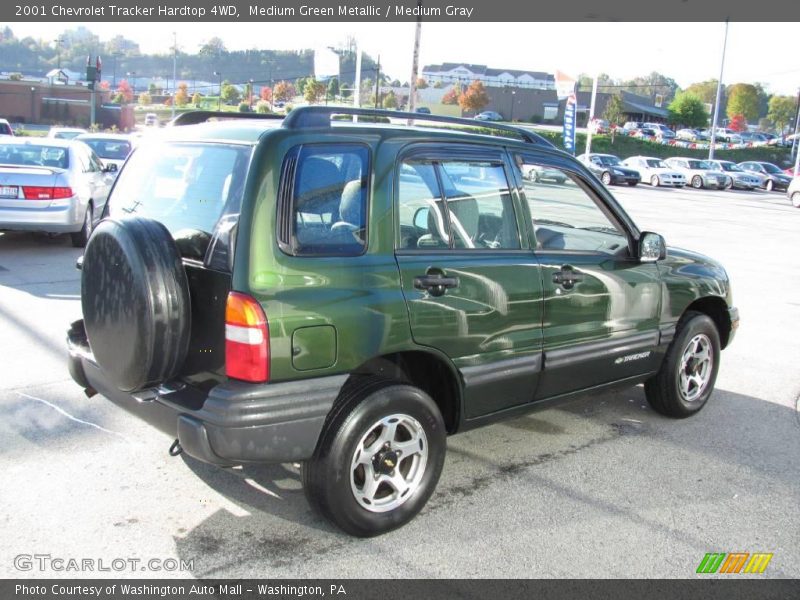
<box><xmin>68</xmin><ymin>107</ymin><xmax>739</xmax><ymax>536</ymax></box>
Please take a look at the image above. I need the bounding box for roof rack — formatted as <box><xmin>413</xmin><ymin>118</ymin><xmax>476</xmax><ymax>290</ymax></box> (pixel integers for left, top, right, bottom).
<box><xmin>168</xmin><ymin>111</ymin><xmax>284</xmax><ymax>127</ymax></box>
<box><xmin>282</xmin><ymin>106</ymin><xmax>555</xmax><ymax>147</ymax></box>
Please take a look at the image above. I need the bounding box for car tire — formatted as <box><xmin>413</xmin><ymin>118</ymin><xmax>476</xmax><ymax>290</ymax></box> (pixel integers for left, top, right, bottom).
<box><xmin>723</xmin><ymin>178</ymin><xmax>733</xmax><ymax>190</ymax></box>
<box><xmin>791</xmin><ymin>191</ymin><xmax>800</xmax><ymax>208</ymax></box>
<box><xmin>765</xmin><ymin>179</ymin><xmax>774</xmax><ymax>192</ymax></box>
<box><xmin>601</xmin><ymin>171</ymin><xmax>612</xmax><ymax>185</ymax></box>
<box><xmin>650</xmin><ymin>175</ymin><xmax>660</xmax><ymax>187</ymax></box>
<box><xmin>302</xmin><ymin>377</ymin><xmax>446</xmax><ymax>537</ymax></box>
<box><xmin>691</xmin><ymin>175</ymin><xmax>703</xmax><ymax>189</ymax></box>
<box><xmin>70</xmin><ymin>202</ymin><xmax>93</xmax><ymax>248</ymax></box>
<box><xmin>644</xmin><ymin>311</ymin><xmax>721</xmax><ymax>418</ymax></box>
<box><xmin>81</xmin><ymin>217</ymin><xmax>191</xmax><ymax>392</ymax></box>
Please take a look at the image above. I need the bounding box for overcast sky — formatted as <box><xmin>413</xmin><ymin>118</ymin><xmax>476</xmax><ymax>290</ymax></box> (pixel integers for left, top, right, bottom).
<box><xmin>8</xmin><ymin>21</ymin><xmax>800</xmax><ymax>95</ymax></box>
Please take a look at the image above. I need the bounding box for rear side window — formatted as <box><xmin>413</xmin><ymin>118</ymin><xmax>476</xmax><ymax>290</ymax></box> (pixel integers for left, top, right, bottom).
<box><xmin>278</xmin><ymin>144</ymin><xmax>369</xmax><ymax>256</ymax></box>
<box><xmin>108</xmin><ymin>141</ymin><xmax>252</xmax><ymax>238</ymax></box>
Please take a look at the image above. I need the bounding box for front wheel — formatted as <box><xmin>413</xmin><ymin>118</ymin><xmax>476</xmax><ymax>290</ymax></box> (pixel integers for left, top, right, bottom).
<box><xmin>765</xmin><ymin>179</ymin><xmax>774</xmax><ymax>192</ymax></box>
<box><xmin>650</xmin><ymin>175</ymin><xmax>660</xmax><ymax>187</ymax></box>
<box><xmin>691</xmin><ymin>175</ymin><xmax>703</xmax><ymax>189</ymax></box>
<box><xmin>601</xmin><ymin>171</ymin><xmax>612</xmax><ymax>185</ymax></box>
<box><xmin>644</xmin><ymin>311</ymin><xmax>721</xmax><ymax>418</ymax></box>
<box><xmin>303</xmin><ymin>378</ymin><xmax>446</xmax><ymax>537</ymax></box>
<box><xmin>791</xmin><ymin>191</ymin><xmax>800</xmax><ymax>208</ymax></box>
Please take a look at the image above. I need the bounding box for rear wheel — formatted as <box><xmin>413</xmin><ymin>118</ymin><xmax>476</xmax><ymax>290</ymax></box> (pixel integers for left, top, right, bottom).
<box><xmin>765</xmin><ymin>179</ymin><xmax>774</xmax><ymax>192</ymax></box>
<box><xmin>601</xmin><ymin>171</ymin><xmax>612</xmax><ymax>185</ymax></box>
<box><xmin>791</xmin><ymin>191</ymin><xmax>800</xmax><ymax>208</ymax></box>
<box><xmin>303</xmin><ymin>378</ymin><xmax>446</xmax><ymax>537</ymax></box>
<box><xmin>650</xmin><ymin>175</ymin><xmax>660</xmax><ymax>187</ymax></box>
<box><xmin>644</xmin><ymin>311</ymin><xmax>721</xmax><ymax>418</ymax></box>
<box><xmin>691</xmin><ymin>175</ymin><xmax>703</xmax><ymax>189</ymax></box>
<box><xmin>70</xmin><ymin>202</ymin><xmax>93</xmax><ymax>248</ymax></box>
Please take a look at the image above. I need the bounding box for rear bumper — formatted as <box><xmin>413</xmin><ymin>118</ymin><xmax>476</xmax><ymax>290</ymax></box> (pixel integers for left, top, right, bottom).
<box><xmin>67</xmin><ymin>321</ymin><xmax>345</xmax><ymax>466</ymax></box>
<box><xmin>0</xmin><ymin>199</ymin><xmax>85</xmax><ymax>233</ymax></box>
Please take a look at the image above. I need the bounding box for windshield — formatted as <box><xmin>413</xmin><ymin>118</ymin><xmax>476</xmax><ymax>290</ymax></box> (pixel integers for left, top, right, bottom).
<box><xmin>646</xmin><ymin>159</ymin><xmax>667</xmax><ymax>168</ymax></box>
<box><xmin>594</xmin><ymin>155</ymin><xmax>620</xmax><ymax>166</ymax></box>
<box><xmin>80</xmin><ymin>138</ymin><xmax>132</xmax><ymax>161</ymax></box>
<box><xmin>761</xmin><ymin>163</ymin><xmax>782</xmax><ymax>174</ymax></box>
<box><xmin>719</xmin><ymin>162</ymin><xmax>741</xmax><ymax>172</ymax></box>
<box><xmin>687</xmin><ymin>160</ymin><xmax>710</xmax><ymax>170</ymax></box>
<box><xmin>0</xmin><ymin>143</ymin><xmax>69</xmax><ymax>168</ymax></box>
<box><xmin>108</xmin><ymin>141</ymin><xmax>252</xmax><ymax>237</ymax></box>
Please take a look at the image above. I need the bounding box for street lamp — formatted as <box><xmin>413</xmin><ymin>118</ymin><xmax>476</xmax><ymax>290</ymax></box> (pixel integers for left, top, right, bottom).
<box><xmin>213</xmin><ymin>71</ymin><xmax>222</xmax><ymax>110</ymax></box>
<box><xmin>249</xmin><ymin>79</ymin><xmax>254</xmax><ymax>110</ymax></box>
<box><xmin>127</xmin><ymin>71</ymin><xmax>136</xmax><ymax>101</ymax></box>
<box><xmin>171</xmin><ymin>32</ymin><xmax>177</xmax><ymax>119</ymax></box>
<box><xmin>510</xmin><ymin>88</ymin><xmax>517</xmax><ymax>122</ymax></box>
<box><xmin>54</xmin><ymin>37</ymin><xmax>64</xmax><ymax>70</ymax></box>
<box><xmin>111</xmin><ymin>52</ymin><xmax>122</xmax><ymax>88</ymax></box>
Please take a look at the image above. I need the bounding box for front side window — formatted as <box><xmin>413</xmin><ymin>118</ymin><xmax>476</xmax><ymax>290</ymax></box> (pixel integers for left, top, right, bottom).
<box><xmin>397</xmin><ymin>159</ymin><xmax>520</xmax><ymax>250</ymax></box>
<box><xmin>280</xmin><ymin>144</ymin><xmax>369</xmax><ymax>256</ymax></box>
<box><xmin>517</xmin><ymin>157</ymin><xmax>628</xmax><ymax>255</ymax></box>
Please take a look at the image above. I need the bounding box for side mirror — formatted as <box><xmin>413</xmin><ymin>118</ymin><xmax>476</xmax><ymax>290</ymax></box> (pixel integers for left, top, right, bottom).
<box><xmin>104</xmin><ymin>163</ymin><xmax>118</xmax><ymax>173</ymax></box>
<box><xmin>639</xmin><ymin>232</ymin><xmax>666</xmax><ymax>262</ymax></box>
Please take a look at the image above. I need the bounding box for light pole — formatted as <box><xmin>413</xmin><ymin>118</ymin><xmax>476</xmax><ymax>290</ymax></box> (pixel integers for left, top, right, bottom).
<box><xmin>248</xmin><ymin>79</ymin><xmax>254</xmax><ymax>110</ymax></box>
<box><xmin>709</xmin><ymin>20</ymin><xmax>729</xmax><ymax>161</ymax></box>
<box><xmin>171</xmin><ymin>32</ymin><xmax>178</xmax><ymax>118</ymax></box>
<box><xmin>510</xmin><ymin>88</ymin><xmax>516</xmax><ymax>122</ymax></box>
<box><xmin>54</xmin><ymin>37</ymin><xmax>64</xmax><ymax>70</ymax></box>
<box><xmin>213</xmin><ymin>71</ymin><xmax>222</xmax><ymax>110</ymax></box>
<box><xmin>127</xmin><ymin>71</ymin><xmax>136</xmax><ymax>102</ymax></box>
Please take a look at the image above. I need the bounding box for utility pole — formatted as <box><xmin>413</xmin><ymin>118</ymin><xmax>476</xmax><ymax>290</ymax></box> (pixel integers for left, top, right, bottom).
<box><xmin>353</xmin><ymin>42</ymin><xmax>362</xmax><ymax>122</ymax></box>
<box><xmin>585</xmin><ymin>74</ymin><xmax>599</xmax><ymax>155</ymax></box>
<box><xmin>214</xmin><ymin>71</ymin><xmax>222</xmax><ymax>110</ymax></box>
<box><xmin>709</xmin><ymin>20</ymin><xmax>729</xmax><ymax>161</ymax></box>
<box><xmin>790</xmin><ymin>88</ymin><xmax>800</xmax><ymax>171</ymax></box>
<box><xmin>171</xmin><ymin>32</ymin><xmax>177</xmax><ymax>119</ymax></box>
<box><xmin>408</xmin><ymin>1</ymin><xmax>423</xmax><ymax>116</ymax></box>
<box><xmin>374</xmin><ymin>55</ymin><xmax>381</xmax><ymax>109</ymax></box>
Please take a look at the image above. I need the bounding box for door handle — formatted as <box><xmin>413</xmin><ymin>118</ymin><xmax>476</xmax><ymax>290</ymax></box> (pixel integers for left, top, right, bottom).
<box><xmin>413</xmin><ymin>273</ymin><xmax>460</xmax><ymax>297</ymax></box>
<box><xmin>552</xmin><ymin>267</ymin><xmax>584</xmax><ymax>289</ymax></box>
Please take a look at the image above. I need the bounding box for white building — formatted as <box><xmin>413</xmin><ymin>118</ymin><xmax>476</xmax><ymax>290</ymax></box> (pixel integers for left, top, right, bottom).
<box><xmin>421</xmin><ymin>63</ymin><xmax>555</xmax><ymax>90</ymax></box>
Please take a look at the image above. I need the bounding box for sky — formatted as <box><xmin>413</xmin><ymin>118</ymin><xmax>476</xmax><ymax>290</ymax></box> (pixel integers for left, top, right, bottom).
<box><xmin>8</xmin><ymin>21</ymin><xmax>800</xmax><ymax>95</ymax></box>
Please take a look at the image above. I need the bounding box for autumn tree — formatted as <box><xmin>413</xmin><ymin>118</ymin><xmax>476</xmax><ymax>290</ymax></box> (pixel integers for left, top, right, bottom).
<box><xmin>416</xmin><ymin>77</ymin><xmax>428</xmax><ymax>89</ymax></box>
<box><xmin>458</xmin><ymin>80</ymin><xmax>489</xmax><ymax>114</ymax></box>
<box><xmin>667</xmin><ymin>91</ymin><xmax>709</xmax><ymax>129</ymax></box>
<box><xmin>138</xmin><ymin>92</ymin><xmax>152</xmax><ymax>106</ymax></box>
<box><xmin>767</xmin><ymin>95</ymin><xmax>796</xmax><ymax>137</ymax></box>
<box><xmin>442</xmin><ymin>88</ymin><xmax>459</xmax><ymax>105</ymax></box>
<box><xmin>115</xmin><ymin>79</ymin><xmax>133</xmax><ymax>103</ymax></box>
<box><xmin>191</xmin><ymin>92</ymin><xmax>202</xmax><ymax>106</ymax></box>
<box><xmin>260</xmin><ymin>86</ymin><xmax>272</xmax><ymax>102</ymax></box>
<box><xmin>273</xmin><ymin>80</ymin><xmax>296</xmax><ymax>102</ymax></box>
<box><xmin>726</xmin><ymin>83</ymin><xmax>760</xmax><ymax>123</ymax></box>
<box><xmin>728</xmin><ymin>114</ymin><xmax>747</xmax><ymax>132</ymax></box>
<box><xmin>603</xmin><ymin>93</ymin><xmax>625</xmax><ymax>142</ymax></box>
<box><xmin>174</xmin><ymin>82</ymin><xmax>189</xmax><ymax>107</ymax></box>
<box><xmin>303</xmin><ymin>79</ymin><xmax>327</xmax><ymax>104</ymax></box>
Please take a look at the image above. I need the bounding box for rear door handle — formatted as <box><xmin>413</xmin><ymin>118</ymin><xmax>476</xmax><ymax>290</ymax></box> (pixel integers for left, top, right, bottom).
<box><xmin>413</xmin><ymin>273</ymin><xmax>460</xmax><ymax>297</ymax></box>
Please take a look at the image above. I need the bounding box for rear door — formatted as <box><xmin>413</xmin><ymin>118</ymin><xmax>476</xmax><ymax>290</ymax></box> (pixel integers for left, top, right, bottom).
<box><xmin>512</xmin><ymin>153</ymin><xmax>662</xmax><ymax>400</ymax></box>
<box><xmin>394</xmin><ymin>145</ymin><xmax>544</xmax><ymax>418</ymax></box>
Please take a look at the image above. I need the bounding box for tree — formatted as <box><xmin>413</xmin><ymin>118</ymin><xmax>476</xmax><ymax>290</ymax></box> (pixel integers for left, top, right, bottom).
<box><xmin>458</xmin><ymin>80</ymin><xmax>489</xmax><ymax>114</ymax></box>
<box><xmin>138</xmin><ymin>92</ymin><xmax>152</xmax><ymax>106</ymax></box>
<box><xmin>260</xmin><ymin>86</ymin><xmax>272</xmax><ymax>102</ymax></box>
<box><xmin>303</xmin><ymin>79</ymin><xmax>327</xmax><ymax>104</ymax></box>
<box><xmin>98</xmin><ymin>80</ymin><xmax>110</xmax><ymax>91</ymax></box>
<box><xmin>148</xmin><ymin>82</ymin><xmax>158</xmax><ymax>95</ymax></box>
<box><xmin>198</xmin><ymin>36</ymin><xmax>226</xmax><ymax>57</ymax></box>
<box><xmin>382</xmin><ymin>90</ymin><xmax>397</xmax><ymax>109</ymax></box>
<box><xmin>174</xmin><ymin>82</ymin><xmax>189</xmax><ymax>107</ymax></box>
<box><xmin>767</xmin><ymin>95</ymin><xmax>796</xmax><ymax>136</ymax></box>
<box><xmin>603</xmin><ymin>93</ymin><xmax>625</xmax><ymax>143</ymax></box>
<box><xmin>442</xmin><ymin>88</ymin><xmax>459</xmax><ymax>105</ymax></box>
<box><xmin>220</xmin><ymin>81</ymin><xmax>240</xmax><ymax>105</ymax></box>
<box><xmin>192</xmin><ymin>92</ymin><xmax>202</xmax><ymax>107</ymax></box>
<box><xmin>729</xmin><ymin>114</ymin><xmax>747</xmax><ymax>132</ymax></box>
<box><xmin>255</xmin><ymin>100</ymin><xmax>271</xmax><ymax>114</ymax></box>
<box><xmin>667</xmin><ymin>91</ymin><xmax>709</xmax><ymax>129</ymax></box>
<box><xmin>273</xmin><ymin>81</ymin><xmax>296</xmax><ymax>102</ymax></box>
<box><xmin>684</xmin><ymin>80</ymin><xmax>720</xmax><ymax>105</ymax></box>
<box><xmin>327</xmin><ymin>77</ymin><xmax>339</xmax><ymax>101</ymax></box>
<box><xmin>726</xmin><ymin>83</ymin><xmax>760</xmax><ymax>123</ymax></box>
<box><xmin>416</xmin><ymin>77</ymin><xmax>428</xmax><ymax>89</ymax></box>
<box><xmin>115</xmin><ymin>79</ymin><xmax>133</xmax><ymax>103</ymax></box>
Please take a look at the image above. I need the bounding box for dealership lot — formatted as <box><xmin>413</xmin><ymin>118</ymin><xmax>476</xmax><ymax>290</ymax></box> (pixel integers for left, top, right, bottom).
<box><xmin>0</xmin><ymin>184</ymin><xmax>798</xmax><ymax>578</ymax></box>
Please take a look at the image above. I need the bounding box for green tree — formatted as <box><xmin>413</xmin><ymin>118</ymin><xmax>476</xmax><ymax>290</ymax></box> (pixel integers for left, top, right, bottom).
<box><xmin>191</xmin><ymin>92</ymin><xmax>202</xmax><ymax>107</ymax></box>
<box><xmin>458</xmin><ymin>80</ymin><xmax>489</xmax><ymax>114</ymax></box>
<box><xmin>767</xmin><ymin>95</ymin><xmax>796</xmax><ymax>136</ymax></box>
<box><xmin>382</xmin><ymin>90</ymin><xmax>397</xmax><ymax>109</ymax></box>
<box><xmin>220</xmin><ymin>81</ymin><xmax>240</xmax><ymax>105</ymax></box>
<box><xmin>667</xmin><ymin>92</ymin><xmax>709</xmax><ymax>129</ymax></box>
<box><xmin>255</xmin><ymin>100</ymin><xmax>271</xmax><ymax>114</ymax></box>
<box><xmin>684</xmin><ymin>80</ymin><xmax>719</xmax><ymax>105</ymax></box>
<box><xmin>603</xmin><ymin>93</ymin><xmax>625</xmax><ymax>142</ymax></box>
<box><xmin>726</xmin><ymin>83</ymin><xmax>760</xmax><ymax>123</ymax></box>
<box><xmin>327</xmin><ymin>77</ymin><xmax>340</xmax><ymax>101</ymax></box>
<box><xmin>303</xmin><ymin>79</ymin><xmax>327</xmax><ymax>104</ymax></box>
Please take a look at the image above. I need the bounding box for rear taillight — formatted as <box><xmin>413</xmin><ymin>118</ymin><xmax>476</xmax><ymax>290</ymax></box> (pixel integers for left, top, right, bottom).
<box><xmin>225</xmin><ymin>292</ymin><xmax>269</xmax><ymax>383</ymax></box>
<box><xmin>22</xmin><ymin>186</ymin><xmax>73</xmax><ymax>200</ymax></box>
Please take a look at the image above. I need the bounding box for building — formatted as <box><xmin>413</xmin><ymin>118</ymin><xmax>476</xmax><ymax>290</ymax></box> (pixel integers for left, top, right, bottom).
<box><xmin>421</xmin><ymin>63</ymin><xmax>555</xmax><ymax>90</ymax></box>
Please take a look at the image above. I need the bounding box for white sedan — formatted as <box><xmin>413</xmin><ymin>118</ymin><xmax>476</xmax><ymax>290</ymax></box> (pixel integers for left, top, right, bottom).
<box><xmin>664</xmin><ymin>157</ymin><xmax>730</xmax><ymax>189</ymax></box>
<box><xmin>621</xmin><ymin>156</ymin><xmax>687</xmax><ymax>187</ymax></box>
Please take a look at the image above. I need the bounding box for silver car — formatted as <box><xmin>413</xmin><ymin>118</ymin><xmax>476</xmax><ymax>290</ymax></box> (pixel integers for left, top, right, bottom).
<box><xmin>705</xmin><ymin>160</ymin><xmax>763</xmax><ymax>190</ymax></box>
<box><xmin>664</xmin><ymin>157</ymin><xmax>730</xmax><ymax>190</ymax></box>
<box><xmin>75</xmin><ymin>133</ymin><xmax>134</xmax><ymax>173</ymax></box>
<box><xmin>0</xmin><ymin>138</ymin><xmax>113</xmax><ymax>246</ymax></box>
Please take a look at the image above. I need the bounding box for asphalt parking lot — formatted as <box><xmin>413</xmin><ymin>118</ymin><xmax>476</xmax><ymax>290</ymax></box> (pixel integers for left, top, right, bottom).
<box><xmin>0</xmin><ymin>183</ymin><xmax>798</xmax><ymax>579</ymax></box>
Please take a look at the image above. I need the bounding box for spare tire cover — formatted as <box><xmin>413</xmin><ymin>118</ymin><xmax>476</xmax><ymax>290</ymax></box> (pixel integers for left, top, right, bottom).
<box><xmin>81</xmin><ymin>217</ymin><xmax>191</xmax><ymax>392</ymax></box>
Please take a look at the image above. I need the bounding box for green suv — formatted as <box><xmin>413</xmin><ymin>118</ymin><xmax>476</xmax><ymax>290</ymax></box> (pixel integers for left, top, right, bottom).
<box><xmin>68</xmin><ymin>107</ymin><xmax>739</xmax><ymax>536</ymax></box>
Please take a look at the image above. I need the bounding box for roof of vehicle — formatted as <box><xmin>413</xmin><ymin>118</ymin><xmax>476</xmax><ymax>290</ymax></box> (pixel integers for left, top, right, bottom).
<box><xmin>49</xmin><ymin>127</ymin><xmax>87</xmax><ymax>133</ymax></box>
<box><xmin>75</xmin><ymin>133</ymin><xmax>134</xmax><ymax>142</ymax></box>
<box><xmin>0</xmin><ymin>136</ymin><xmax>74</xmax><ymax>148</ymax></box>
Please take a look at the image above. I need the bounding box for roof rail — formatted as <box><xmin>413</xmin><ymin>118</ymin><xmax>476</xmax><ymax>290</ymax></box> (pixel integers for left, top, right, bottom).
<box><xmin>281</xmin><ymin>106</ymin><xmax>555</xmax><ymax>147</ymax></box>
<box><xmin>168</xmin><ymin>110</ymin><xmax>284</xmax><ymax>127</ymax></box>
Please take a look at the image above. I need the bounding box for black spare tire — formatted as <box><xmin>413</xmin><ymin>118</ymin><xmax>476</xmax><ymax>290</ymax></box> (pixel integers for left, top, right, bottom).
<box><xmin>81</xmin><ymin>218</ymin><xmax>191</xmax><ymax>392</ymax></box>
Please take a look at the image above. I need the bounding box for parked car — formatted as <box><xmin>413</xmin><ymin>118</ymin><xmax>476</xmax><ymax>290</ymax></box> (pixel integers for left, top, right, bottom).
<box><xmin>705</xmin><ymin>160</ymin><xmax>763</xmax><ymax>190</ymax></box>
<box><xmin>0</xmin><ymin>138</ymin><xmax>114</xmax><ymax>246</ymax></box>
<box><xmin>414</xmin><ymin>107</ymin><xmax>431</xmax><ymax>115</ymax></box>
<box><xmin>788</xmin><ymin>176</ymin><xmax>800</xmax><ymax>208</ymax></box>
<box><xmin>588</xmin><ymin>119</ymin><xmax>610</xmax><ymax>134</ymax></box>
<box><xmin>0</xmin><ymin>118</ymin><xmax>14</xmax><ymax>136</ymax></box>
<box><xmin>144</xmin><ymin>113</ymin><xmax>159</xmax><ymax>127</ymax></box>
<box><xmin>739</xmin><ymin>132</ymin><xmax>767</xmax><ymax>144</ymax></box>
<box><xmin>474</xmin><ymin>111</ymin><xmax>503</xmax><ymax>122</ymax></box>
<box><xmin>784</xmin><ymin>166</ymin><xmax>798</xmax><ymax>177</ymax></box>
<box><xmin>621</xmin><ymin>156</ymin><xmax>687</xmax><ymax>187</ymax></box>
<box><xmin>577</xmin><ymin>153</ymin><xmax>640</xmax><ymax>186</ymax></box>
<box><xmin>622</xmin><ymin>121</ymin><xmax>644</xmax><ymax>134</ymax></box>
<box><xmin>737</xmin><ymin>161</ymin><xmax>793</xmax><ymax>192</ymax></box>
<box><xmin>521</xmin><ymin>163</ymin><xmax>568</xmax><ymax>183</ymax></box>
<box><xmin>75</xmin><ymin>133</ymin><xmax>134</xmax><ymax>172</ymax></box>
<box><xmin>664</xmin><ymin>157</ymin><xmax>730</xmax><ymax>190</ymax></box>
<box><xmin>67</xmin><ymin>107</ymin><xmax>738</xmax><ymax>537</ymax></box>
<box><xmin>644</xmin><ymin>123</ymin><xmax>676</xmax><ymax>141</ymax></box>
<box><xmin>676</xmin><ymin>128</ymin><xmax>702</xmax><ymax>142</ymax></box>
<box><xmin>47</xmin><ymin>127</ymin><xmax>87</xmax><ymax>140</ymax></box>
